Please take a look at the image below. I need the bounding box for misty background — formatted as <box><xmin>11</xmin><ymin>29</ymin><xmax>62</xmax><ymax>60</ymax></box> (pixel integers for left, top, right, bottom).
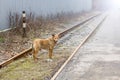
<box><xmin>0</xmin><ymin>0</ymin><xmax>92</xmax><ymax>30</ymax></box>
<box><xmin>1</xmin><ymin>0</ymin><xmax>120</xmax><ymax>30</ymax></box>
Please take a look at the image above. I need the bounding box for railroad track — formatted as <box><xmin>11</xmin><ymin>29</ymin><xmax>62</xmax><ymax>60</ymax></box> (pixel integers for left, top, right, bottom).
<box><xmin>0</xmin><ymin>14</ymin><xmax>101</xmax><ymax>69</ymax></box>
<box><xmin>51</xmin><ymin>15</ymin><xmax>107</xmax><ymax>80</ymax></box>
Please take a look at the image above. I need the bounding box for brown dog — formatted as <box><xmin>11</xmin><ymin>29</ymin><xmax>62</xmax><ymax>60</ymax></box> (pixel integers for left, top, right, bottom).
<box><xmin>32</xmin><ymin>34</ymin><xmax>59</xmax><ymax>61</ymax></box>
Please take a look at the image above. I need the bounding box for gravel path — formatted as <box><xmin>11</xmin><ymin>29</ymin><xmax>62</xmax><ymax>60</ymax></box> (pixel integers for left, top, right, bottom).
<box><xmin>54</xmin><ymin>12</ymin><xmax>108</xmax><ymax>80</ymax></box>
<box><xmin>57</xmin><ymin>13</ymin><xmax>106</xmax><ymax>54</ymax></box>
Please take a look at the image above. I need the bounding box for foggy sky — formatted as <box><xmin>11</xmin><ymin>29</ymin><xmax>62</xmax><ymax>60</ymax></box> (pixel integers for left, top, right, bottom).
<box><xmin>0</xmin><ymin>0</ymin><xmax>92</xmax><ymax>30</ymax></box>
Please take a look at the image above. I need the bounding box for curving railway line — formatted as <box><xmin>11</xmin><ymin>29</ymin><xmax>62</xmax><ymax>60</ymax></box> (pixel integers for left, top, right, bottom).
<box><xmin>0</xmin><ymin>12</ymin><xmax>108</xmax><ymax>80</ymax></box>
<box><xmin>51</xmin><ymin>14</ymin><xmax>107</xmax><ymax>80</ymax></box>
<box><xmin>0</xmin><ymin>13</ymin><xmax>105</xmax><ymax>71</ymax></box>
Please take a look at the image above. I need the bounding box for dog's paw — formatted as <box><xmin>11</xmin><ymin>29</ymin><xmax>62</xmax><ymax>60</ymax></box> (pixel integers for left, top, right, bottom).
<box><xmin>46</xmin><ymin>59</ymin><xmax>53</xmax><ymax>62</ymax></box>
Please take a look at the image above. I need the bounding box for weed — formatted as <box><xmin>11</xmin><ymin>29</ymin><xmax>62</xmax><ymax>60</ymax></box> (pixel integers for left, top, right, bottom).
<box><xmin>0</xmin><ymin>37</ymin><xmax>4</xmax><ymax>43</ymax></box>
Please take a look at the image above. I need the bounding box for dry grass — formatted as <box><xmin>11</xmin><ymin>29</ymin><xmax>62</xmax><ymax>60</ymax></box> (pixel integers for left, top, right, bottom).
<box><xmin>0</xmin><ymin>11</ymin><xmax>96</xmax><ymax>80</ymax></box>
<box><xmin>0</xmin><ymin>11</ymin><xmax>82</xmax><ymax>56</ymax></box>
<box><xmin>0</xmin><ymin>11</ymin><xmax>80</xmax><ymax>80</ymax></box>
<box><xmin>0</xmin><ymin>48</ymin><xmax>72</xmax><ymax>80</ymax></box>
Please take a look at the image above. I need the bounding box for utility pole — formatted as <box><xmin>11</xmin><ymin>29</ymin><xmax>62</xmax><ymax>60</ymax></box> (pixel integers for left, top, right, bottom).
<box><xmin>22</xmin><ymin>11</ymin><xmax>26</xmax><ymax>37</ymax></box>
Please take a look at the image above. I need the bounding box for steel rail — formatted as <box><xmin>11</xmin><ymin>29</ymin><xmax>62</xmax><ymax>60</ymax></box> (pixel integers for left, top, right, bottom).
<box><xmin>51</xmin><ymin>15</ymin><xmax>107</xmax><ymax>80</ymax></box>
<box><xmin>0</xmin><ymin>14</ymin><xmax>100</xmax><ymax>69</ymax></box>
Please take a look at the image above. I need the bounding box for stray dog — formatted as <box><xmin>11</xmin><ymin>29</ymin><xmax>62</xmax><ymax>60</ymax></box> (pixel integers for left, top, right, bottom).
<box><xmin>32</xmin><ymin>34</ymin><xmax>59</xmax><ymax>61</ymax></box>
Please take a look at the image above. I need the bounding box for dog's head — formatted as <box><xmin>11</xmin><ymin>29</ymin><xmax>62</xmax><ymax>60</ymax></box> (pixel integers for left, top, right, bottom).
<box><xmin>52</xmin><ymin>34</ymin><xmax>59</xmax><ymax>43</ymax></box>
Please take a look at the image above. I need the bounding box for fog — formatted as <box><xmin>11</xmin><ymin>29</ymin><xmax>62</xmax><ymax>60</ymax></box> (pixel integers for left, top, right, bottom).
<box><xmin>0</xmin><ymin>0</ymin><xmax>92</xmax><ymax>30</ymax></box>
<box><xmin>0</xmin><ymin>0</ymin><xmax>92</xmax><ymax>15</ymax></box>
<box><xmin>93</xmin><ymin>0</ymin><xmax>120</xmax><ymax>10</ymax></box>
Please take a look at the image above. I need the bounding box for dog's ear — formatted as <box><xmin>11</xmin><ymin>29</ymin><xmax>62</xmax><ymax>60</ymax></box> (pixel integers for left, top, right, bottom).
<box><xmin>52</xmin><ymin>34</ymin><xmax>55</xmax><ymax>37</ymax></box>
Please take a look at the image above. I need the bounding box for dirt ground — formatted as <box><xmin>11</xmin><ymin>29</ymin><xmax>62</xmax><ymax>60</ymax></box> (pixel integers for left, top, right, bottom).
<box><xmin>55</xmin><ymin>10</ymin><xmax>120</xmax><ymax>80</ymax></box>
<box><xmin>0</xmin><ymin>11</ymin><xmax>99</xmax><ymax>80</ymax></box>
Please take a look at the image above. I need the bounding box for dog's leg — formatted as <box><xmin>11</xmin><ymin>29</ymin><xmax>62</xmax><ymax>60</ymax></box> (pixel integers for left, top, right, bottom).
<box><xmin>49</xmin><ymin>49</ymin><xmax>53</xmax><ymax>59</ymax></box>
<box><xmin>47</xmin><ymin>49</ymin><xmax>53</xmax><ymax>62</ymax></box>
<box><xmin>33</xmin><ymin>49</ymin><xmax>39</xmax><ymax>61</ymax></box>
